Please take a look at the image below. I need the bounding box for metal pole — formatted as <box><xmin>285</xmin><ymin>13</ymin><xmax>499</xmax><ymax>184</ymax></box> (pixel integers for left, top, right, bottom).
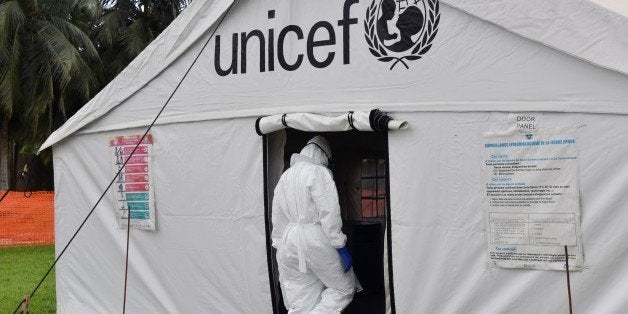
<box><xmin>564</xmin><ymin>245</ymin><xmax>573</xmax><ymax>314</ymax></box>
<box><xmin>123</xmin><ymin>211</ymin><xmax>131</xmax><ymax>313</ymax></box>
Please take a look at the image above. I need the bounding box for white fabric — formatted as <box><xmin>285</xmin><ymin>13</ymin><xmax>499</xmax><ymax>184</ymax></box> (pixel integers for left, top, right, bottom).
<box><xmin>591</xmin><ymin>0</ymin><xmax>628</xmax><ymax>17</ymax></box>
<box><xmin>53</xmin><ymin>119</ymin><xmax>271</xmax><ymax>313</ymax></box>
<box><xmin>389</xmin><ymin>112</ymin><xmax>628</xmax><ymax>313</ymax></box>
<box><xmin>271</xmin><ymin>142</ymin><xmax>356</xmax><ymax>312</ymax></box>
<box><xmin>52</xmin><ymin>111</ymin><xmax>628</xmax><ymax>313</ymax></box>
<box><xmin>306</xmin><ymin>136</ymin><xmax>332</xmax><ymax>164</ymax></box>
<box><xmin>276</xmin><ymin>230</ymin><xmax>355</xmax><ymax>314</ymax></box>
<box><xmin>442</xmin><ymin>0</ymin><xmax>628</xmax><ymax>76</ymax></box>
<box><xmin>257</xmin><ymin>112</ymin><xmax>407</xmax><ymax>135</ymax></box>
<box><xmin>40</xmin><ymin>0</ymin><xmax>628</xmax><ymax>151</ymax></box>
<box><xmin>45</xmin><ymin>0</ymin><xmax>628</xmax><ymax>312</ymax></box>
<box><xmin>271</xmin><ymin>143</ymin><xmax>345</xmax><ymax>251</ymax></box>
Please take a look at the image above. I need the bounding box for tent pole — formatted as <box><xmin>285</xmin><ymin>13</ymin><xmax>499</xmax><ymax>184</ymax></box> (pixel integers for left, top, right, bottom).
<box><xmin>564</xmin><ymin>245</ymin><xmax>572</xmax><ymax>314</ymax></box>
<box><xmin>123</xmin><ymin>212</ymin><xmax>132</xmax><ymax>313</ymax></box>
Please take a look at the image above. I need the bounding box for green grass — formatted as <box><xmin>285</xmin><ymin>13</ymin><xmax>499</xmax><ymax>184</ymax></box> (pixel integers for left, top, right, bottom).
<box><xmin>0</xmin><ymin>245</ymin><xmax>56</xmax><ymax>313</ymax></box>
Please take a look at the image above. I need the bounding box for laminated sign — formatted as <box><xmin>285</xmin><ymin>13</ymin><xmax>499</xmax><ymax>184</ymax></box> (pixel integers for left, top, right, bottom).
<box><xmin>483</xmin><ymin>128</ymin><xmax>583</xmax><ymax>270</ymax></box>
<box><xmin>110</xmin><ymin>135</ymin><xmax>155</xmax><ymax>230</ymax></box>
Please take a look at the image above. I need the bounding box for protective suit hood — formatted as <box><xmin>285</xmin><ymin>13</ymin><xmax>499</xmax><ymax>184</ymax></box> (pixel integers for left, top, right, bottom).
<box><xmin>290</xmin><ymin>136</ymin><xmax>331</xmax><ymax>167</ymax></box>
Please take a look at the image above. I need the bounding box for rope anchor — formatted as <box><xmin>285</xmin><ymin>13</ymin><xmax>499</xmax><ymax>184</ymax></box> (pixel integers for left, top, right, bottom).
<box><xmin>20</xmin><ymin>295</ymin><xmax>29</xmax><ymax>314</ymax></box>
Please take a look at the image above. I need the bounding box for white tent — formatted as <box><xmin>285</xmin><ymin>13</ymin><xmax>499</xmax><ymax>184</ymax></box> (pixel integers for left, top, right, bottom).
<box><xmin>42</xmin><ymin>0</ymin><xmax>628</xmax><ymax>312</ymax></box>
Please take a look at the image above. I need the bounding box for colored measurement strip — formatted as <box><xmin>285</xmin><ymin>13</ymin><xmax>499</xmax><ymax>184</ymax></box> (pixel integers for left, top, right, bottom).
<box><xmin>115</xmin><ymin>155</ymin><xmax>149</xmax><ymax>165</ymax></box>
<box><xmin>129</xmin><ymin>211</ymin><xmax>150</xmax><ymax>220</ymax></box>
<box><xmin>127</xmin><ymin>202</ymin><xmax>149</xmax><ymax>211</ymax></box>
<box><xmin>118</xmin><ymin>145</ymin><xmax>149</xmax><ymax>155</ymax></box>
<box><xmin>119</xmin><ymin>165</ymin><xmax>149</xmax><ymax>173</ymax></box>
<box><xmin>125</xmin><ymin>193</ymin><xmax>149</xmax><ymax>201</ymax></box>
<box><xmin>109</xmin><ymin>134</ymin><xmax>153</xmax><ymax>146</ymax></box>
<box><xmin>124</xmin><ymin>183</ymin><xmax>149</xmax><ymax>192</ymax></box>
<box><xmin>119</xmin><ymin>174</ymin><xmax>149</xmax><ymax>183</ymax></box>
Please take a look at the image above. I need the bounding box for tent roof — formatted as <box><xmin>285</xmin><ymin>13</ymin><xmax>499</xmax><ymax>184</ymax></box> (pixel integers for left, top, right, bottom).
<box><xmin>590</xmin><ymin>0</ymin><xmax>628</xmax><ymax>17</ymax></box>
<box><xmin>39</xmin><ymin>0</ymin><xmax>234</xmax><ymax>152</ymax></box>
<box><xmin>443</xmin><ymin>0</ymin><xmax>628</xmax><ymax>75</ymax></box>
<box><xmin>40</xmin><ymin>0</ymin><xmax>628</xmax><ymax>152</ymax></box>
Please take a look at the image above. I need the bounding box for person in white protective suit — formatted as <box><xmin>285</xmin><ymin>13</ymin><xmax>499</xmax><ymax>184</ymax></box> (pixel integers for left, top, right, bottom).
<box><xmin>272</xmin><ymin>135</ymin><xmax>359</xmax><ymax>313</ymax></box>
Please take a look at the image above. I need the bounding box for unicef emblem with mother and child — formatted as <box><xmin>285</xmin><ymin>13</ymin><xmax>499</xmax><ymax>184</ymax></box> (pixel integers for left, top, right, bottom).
<box><xmin>364</xmin><ymin>0</ymin><xmax>440</xmax><ymax>69</ymax></box>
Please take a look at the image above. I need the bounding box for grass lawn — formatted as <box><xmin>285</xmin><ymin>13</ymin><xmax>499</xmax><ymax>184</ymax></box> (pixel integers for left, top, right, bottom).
<box><xmin>0</xmin><ymin>245</ymin><xmax>56</xmax><ymax>313</ymax></box>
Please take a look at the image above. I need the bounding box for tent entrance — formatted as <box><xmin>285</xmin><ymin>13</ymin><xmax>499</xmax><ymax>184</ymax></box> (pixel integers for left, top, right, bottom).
<box><xmin>264</xmin><ymin>129</ymin><xmax>391</xmax><ymax>313</ymax></box>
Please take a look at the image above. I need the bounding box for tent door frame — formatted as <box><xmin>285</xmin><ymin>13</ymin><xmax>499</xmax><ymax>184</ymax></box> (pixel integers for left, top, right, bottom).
<box><xmin>262</xmin><ymin>131</ymin><xmax>397</xmax><ymax>314</ymax></box>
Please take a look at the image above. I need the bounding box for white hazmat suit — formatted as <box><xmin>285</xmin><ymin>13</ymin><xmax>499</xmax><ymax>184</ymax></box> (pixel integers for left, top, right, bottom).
<box><xmin>272</xmin><ymin>136</ymin><xmax>359</xmax><ymax>313</ymax></box>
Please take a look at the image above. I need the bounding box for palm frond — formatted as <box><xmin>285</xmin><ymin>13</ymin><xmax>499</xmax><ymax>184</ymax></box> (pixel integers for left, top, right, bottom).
<box><xmin>50</xmin><ymin>16</ymin><xmax>100</xmax><ymax>62</ymax></box>
<box><xmin>39</xmin><ymin>0</ymin><xmax>75</xmax><ymax>18</ymax></box>
<box><xmin>0</xmin><ymin>25</ymin><xmax>22</xmax><ymax>117</ymax></box>
<box><xmin>20</xmin><ymin>38</ymin><xmax>53</xmax><ymax>128</ymax></box>
<box><xmin>74</xmin><ymin>0</ymin><xmax>102</xmax><ymax>21</ymax></box>
<box><xmin>0</xmin><ymin>1</ymin><xmax>26</xmax><ymax>45</ymax></box>
<box><xmin>34</xmin><ymin>19</ymin><xmax>84</xmax><ymax>92</ymax></box>
<box><xmin>0</xmin><ymin>45</ymin><xmax>8</xmax><ymax>66</ymax></box>
<box><xmin>14</xmin><ymin>0</ymin><xmax>37</xmax><ymax>17</ymax></box>
<box><xmin>94</xmin><ymin>8</ymin><xmax>127</xmax><ymax>46</ymax></box>
<box><xmin>105</xmin><ymin>0</ymin><xmax>139</xmax><ymax>17</ymax></box>
<box><xmin>2</xmin><ymin>0</ymin><xmax>191</xmax><ymax>147</ymax></box>
<box><xmin>100</xmin><ymin>0</ymin><xmax>117</xmax><ymax>8</ymax></box>
<box><xmin>68</xmin><ymin>54</ymin><xmax>97</xmax><ymax>103</ymax></box>
<box><xmin>98</xmin><ymin>44</ymin><xmax>132</xmax><ymax>78</ymax></box>
<box><xmin>122</xmin><ymin>17</ymin><xmax>151</xmax><ymax>57</ymax></box>
<box><xmin>24</xmin><ymin>63</ymin><xmax>53</xmax><ymax>134</ymax></box>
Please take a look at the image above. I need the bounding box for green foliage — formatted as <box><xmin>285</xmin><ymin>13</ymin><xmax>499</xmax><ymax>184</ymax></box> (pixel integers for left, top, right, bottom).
<box><xmin>0</xmin><ymin>0</ymin><xmax>189</xmax><ymax>308</ymax></box>
<box><xmin>0</xmin><ymin>0</ymin><xmax>103</xmax><ymax>149</ymax></box>
<box><xmin>0</xmin><ymin>245</ymin><xmax>56</xmax><ymax>313</ymax></box>
<box><xmin>0</xmin><ymin>0</ymin><xmax>190</xmax><ymax>151</ymax></box>
<box><xmin>95</xmin><ymin>0</ymin><xmax>191</xmax><ymax>79</ymax></box>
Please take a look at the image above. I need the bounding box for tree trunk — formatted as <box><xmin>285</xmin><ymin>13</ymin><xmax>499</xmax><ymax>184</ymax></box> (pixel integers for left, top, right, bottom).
<box><xmin>0</xmin><ymin>115</ymin><xmax>10</xmax><ymax>190</ymax></box>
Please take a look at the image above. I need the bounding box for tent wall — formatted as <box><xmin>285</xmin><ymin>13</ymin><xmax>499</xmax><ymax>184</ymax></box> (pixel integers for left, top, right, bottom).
<box><xmin>54</xmin><ymin>111</ymin><xmax>628</xmax><ymax>313</ymax></box>
<box><xmin>47</xmin><ymin>0</ymin><xmax>628</xmax><ymax>312</ymax></box>
<box><xmin>69</xmin><ymin>0</ymin><xmax>628</xmax><ymax>137</ymax></box>
<box><xmin>53</xmin><ymin>118</ymin><xmax>271</xmax><ymax>313</ymax></box>
<box><xmin>389</xmin><ymin>111</ymin><xmax>628</xmax><ymax>313</ymax></box>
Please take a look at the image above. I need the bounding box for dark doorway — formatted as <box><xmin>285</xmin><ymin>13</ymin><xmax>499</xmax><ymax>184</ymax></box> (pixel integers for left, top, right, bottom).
<box><xmin>264</xmin><ymin>129</ymin><xmax>390</xmax><ymax>313</ymax></box>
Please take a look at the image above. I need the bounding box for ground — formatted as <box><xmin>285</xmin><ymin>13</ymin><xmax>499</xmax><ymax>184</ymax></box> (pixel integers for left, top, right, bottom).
<box><xmin>0</xmin><ymin>245</ymin><xmax>56</xmax><ymax>313</ymax></box>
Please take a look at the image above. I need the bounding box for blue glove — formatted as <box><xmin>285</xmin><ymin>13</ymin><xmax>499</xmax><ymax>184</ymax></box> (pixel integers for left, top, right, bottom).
<box><xmin>336</xmin><ymin>246</ymin><xmax>353</xmax><ymax>273</ymax></box>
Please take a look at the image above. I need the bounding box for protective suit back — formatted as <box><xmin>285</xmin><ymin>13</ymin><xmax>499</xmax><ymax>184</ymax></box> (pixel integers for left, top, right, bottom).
<box><xmin>271</xmin><ymin>136</ymin><xmax>359</xmax><ymax>313</ymax></box>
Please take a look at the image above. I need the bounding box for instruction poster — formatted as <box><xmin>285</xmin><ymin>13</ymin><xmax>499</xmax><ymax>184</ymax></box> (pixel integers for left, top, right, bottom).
<box><xmin>110</xmin><ymin>134</ymin><xmax>156</xmax><ymax>230</ymax></box>
<box><xmin>483</xmin><ymin>128</ymin><xmax>583</xmax><ymax>270</ymax></box>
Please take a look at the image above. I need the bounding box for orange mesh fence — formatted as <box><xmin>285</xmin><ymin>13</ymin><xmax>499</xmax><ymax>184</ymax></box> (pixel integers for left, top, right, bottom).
<box><xmin>0</xmin><ymin>191</ymin><xmax>54</xmax><ymax>247</ymax></box>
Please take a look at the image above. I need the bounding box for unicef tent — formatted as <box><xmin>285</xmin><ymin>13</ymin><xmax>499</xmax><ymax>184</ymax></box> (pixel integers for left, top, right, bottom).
<box><xmin>41</xmin><ymin>0</ymin><xmax>628</xmax><ymax>312</ymax></box>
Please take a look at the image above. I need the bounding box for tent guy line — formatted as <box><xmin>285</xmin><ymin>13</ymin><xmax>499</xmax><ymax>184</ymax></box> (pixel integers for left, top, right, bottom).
<box><xmin>11</xmin><ymin>3</ymin><xmax>236</xmax><ymax>314</ymax></box>
<box><xmin>29</xmin><ymin>0</ymin><xmax>628</xmax><ymax>312</ymax></box>
<box><xmin>121</xmin><ymin>3</ymin><xmax>235</xmax><ymax>313</ymax></box>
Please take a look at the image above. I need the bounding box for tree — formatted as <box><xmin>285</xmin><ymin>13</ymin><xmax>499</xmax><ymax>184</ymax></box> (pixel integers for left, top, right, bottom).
<box><xmin>0</xmin><ymin>0</ymin><xmax>190</xmax><ymax>190</ymax></box>
<box><xmin>96</xmin><ymin>0</ymin><xmax>191</xmax><ymax>79</ymax></box>
<box><xmin>0</xmin><ymin>0</ymin><xmax>103</xmax><ymax>189</ymax></box>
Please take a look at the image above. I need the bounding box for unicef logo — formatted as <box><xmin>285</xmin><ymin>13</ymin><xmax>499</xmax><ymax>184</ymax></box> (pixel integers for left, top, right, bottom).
<box><xmin>364</xmin><ymin>0</ymin><xmax>440</xmax><ymax>69</ymax></box>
